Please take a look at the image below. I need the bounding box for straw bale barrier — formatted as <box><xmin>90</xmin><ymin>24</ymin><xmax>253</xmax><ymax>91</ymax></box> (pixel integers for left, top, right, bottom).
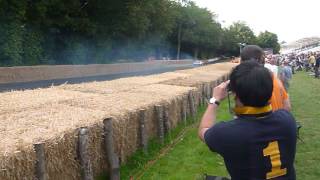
<box><xmin>0</xmin><ymin>88</ymin><xmax>104</xmax><ymax>115</ymax></box>
<box><xmin>0</xmin><ymin>62</ymin><xmax>237</xmax><ymax>179</ymax></box>
<box><xmin>0</xmin><ymin>85</ymin><xmax>195</xmax><ymax>179</ymax></box>
<box><xmin>57</xmin><ymin>72</ymin><xmax>191</xmax><ymax>94</ymax></box>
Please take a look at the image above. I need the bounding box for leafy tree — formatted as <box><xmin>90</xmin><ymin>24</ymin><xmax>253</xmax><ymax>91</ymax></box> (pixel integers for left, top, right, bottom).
<box><xmin>257</xmin><ymin>31</ymin><xmax>281</xmax><ymax>54</ymax></box>
<box><xmin>0</xmin><ymin>0</ymin><xmax>280</xmax><ymax>66</ymax></box>
<box><xmin>22</xmin><ymin>26</ymin><xmax>44</xmax><ymax>65</ymax></box>
<box><xmin>0</xmin><ymin>22</ymin><xmax>24</xmax><ymax>66</ymax></box>
<box><xmin>0</xmin><ymin>0</ymin><xmax>27</xmax><ymax>66</ymax></box>
<box><xmin>229</xmin><ymin>21</ymin><xmax>256</xmax><ymax>45</ymax></box>
<box><xmin>170</xmin><ymin>2</ymin><xmax>222</xmax><ymax>59</ymax></box>
<box><xmin>218</xmin><ymin>22</ymin><xmax>257</xmax><ymax>56</ymax></box>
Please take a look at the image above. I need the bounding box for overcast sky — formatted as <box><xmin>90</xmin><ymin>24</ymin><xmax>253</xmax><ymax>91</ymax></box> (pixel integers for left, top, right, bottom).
<box><xmin>193</xmin><ymin>0</ymin><xmax>319</xmax><ymax>43</ymax></box>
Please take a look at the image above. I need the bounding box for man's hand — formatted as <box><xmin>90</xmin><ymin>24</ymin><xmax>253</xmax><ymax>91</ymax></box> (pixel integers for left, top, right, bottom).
<box><xmin>198</xmin><ymin>80</ymin><xmax>230</xmax><ymax>142</ymax></box>
<box><xmin>213</xmin><ymin>80</ymin><xmax>229</xmax><ymax>101</ymax></box>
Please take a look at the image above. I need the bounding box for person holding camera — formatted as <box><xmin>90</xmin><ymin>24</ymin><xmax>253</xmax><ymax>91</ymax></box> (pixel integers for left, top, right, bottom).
<box><xmin>199</xmin><ymin>61</ymin><xmax>297</xmax><ymax>180</ymax></box>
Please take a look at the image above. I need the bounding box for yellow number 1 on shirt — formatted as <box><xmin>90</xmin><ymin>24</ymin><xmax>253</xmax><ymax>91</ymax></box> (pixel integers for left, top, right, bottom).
<box><xmin>263</xmin><ymin>141</ymin><xmax>287</xmax><ymax>179</ymax></box>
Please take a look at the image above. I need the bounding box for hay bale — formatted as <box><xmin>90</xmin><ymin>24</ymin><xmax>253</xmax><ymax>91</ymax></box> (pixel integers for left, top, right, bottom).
<box><xmin>0</xmin><ymin>103</ymin><xmax>107</xmax><ymax>180</ymax></box>
<box><xmin>0</xmin><ymin>148</ymin><xmax>36</xmax><ymax>180</ymax></box>
<box><xmin>0</xmin><ymin>83</ymin><xmax>194</xmax><ymax>179</ymax></box>
<box><xmin>0</xmin><ymin>88</ymin><xmax>98</xmax><ymax>115</ymax></box>
<box><xmin>162</xmin><ymin>63</ymin><xmax>236</xmax><ymax>89</ymax></box>
<box><xmin>208</xmin><ymin>62</ymin><xmax>237</xmax><ymax>71</ymax></box>
<box><xmin>57</xmin><ymin>72</ymin><xmax>190</xmax><ymax>94</ymax></box>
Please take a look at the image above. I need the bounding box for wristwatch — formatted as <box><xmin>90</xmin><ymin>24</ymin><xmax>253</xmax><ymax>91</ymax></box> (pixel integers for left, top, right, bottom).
<box><xmin>209</xmin><ymin>97</ymin><xmax>220</xmax><ymax>106</ymax></box>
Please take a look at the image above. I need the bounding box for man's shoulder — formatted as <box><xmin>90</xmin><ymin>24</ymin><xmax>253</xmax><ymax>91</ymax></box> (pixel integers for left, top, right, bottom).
<box><xmin>205</xmin><ymin>119</ymin><xmax>242</xmax><ymax>137</ymax></box>
<box><xmin>211</xmin><ymin>119</ymin><xmax>242</xmax><ymax>129</ymax></box>
<box><xmin>272</xmin><ymin>110</ymin><xmax>296</xmax><ymax>126</ymax></box>
<box><xmin>204</xmin><ymin>119</ymin><xmax>244</xmax><ymax>152</ymax></box>
<box><xmin>274</xmin><ymin>109</ymin><xmax>293</xmax><ymax>117</ymax></box>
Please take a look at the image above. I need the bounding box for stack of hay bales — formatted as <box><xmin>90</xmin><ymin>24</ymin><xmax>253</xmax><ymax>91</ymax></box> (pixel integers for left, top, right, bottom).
<box><xmin>0</xmin><ymin>62</ymin><xmax>237</xmax><ymax>179</ymax></box>
<box><xmin>57</xmin><ymin>72</ymin><xmax>190</xmax><ymax>94</ymax></box>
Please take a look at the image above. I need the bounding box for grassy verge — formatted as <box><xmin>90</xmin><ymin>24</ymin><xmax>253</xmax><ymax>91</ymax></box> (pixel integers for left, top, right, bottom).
<box><xmin>120</xmin><ymin>106</ymin><xmax>208</xmax><ymax>179</ymax></box>
<box><xmin>135</xmin><ymin>100</ymin><xmax>232</xmax><ymax>180</ymax></box>
<box><xmin>290</xmin><ymin>72</ymin><xmax>320</xmax><ymax>179</ymax></box>
<box><xmin>99</xmin><ymin>72</ymin><xmax>320</xmax><ymax>179</ymax></box>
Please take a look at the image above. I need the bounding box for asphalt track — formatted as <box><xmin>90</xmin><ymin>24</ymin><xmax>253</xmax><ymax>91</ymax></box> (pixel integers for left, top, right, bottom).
<box><xmin>0</xmin><ymin>64</ymin><xmax>195</xmax><ymax>92</ymax></box>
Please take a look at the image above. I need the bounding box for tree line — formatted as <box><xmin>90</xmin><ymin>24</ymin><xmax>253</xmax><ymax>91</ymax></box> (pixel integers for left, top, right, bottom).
<box><xmin>0</xmin><ymin>0</ymin><xmax>280</xmax><ymax>66</ymax></box>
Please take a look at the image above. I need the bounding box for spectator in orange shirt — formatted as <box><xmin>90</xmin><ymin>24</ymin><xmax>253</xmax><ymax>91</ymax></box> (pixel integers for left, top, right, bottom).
<box><xmin>240</xmin><ymin>45</ymin><xmax>291</xmax><ymax>111</ymax></box>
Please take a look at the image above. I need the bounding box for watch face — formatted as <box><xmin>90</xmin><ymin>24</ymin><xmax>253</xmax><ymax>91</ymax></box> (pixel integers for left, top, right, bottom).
<box><xmin>209</xmin><ymin>98</ymin><xmax>216</xmax><ymax>104</ymax></box>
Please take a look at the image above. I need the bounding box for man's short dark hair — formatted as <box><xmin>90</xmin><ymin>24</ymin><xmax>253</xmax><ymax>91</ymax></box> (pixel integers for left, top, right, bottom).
<box><xmin>230</xmin><ymin>60</ymin><xmax>273</xmax><ymax>107</ymax></box>
<box><xmin>241</xmin><ymin>45</ymin><xmax>265</xmax><ymax>64</ymax></box>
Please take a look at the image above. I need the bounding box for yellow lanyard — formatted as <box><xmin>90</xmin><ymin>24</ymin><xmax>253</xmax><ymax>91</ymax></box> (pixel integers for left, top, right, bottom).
<box><xmin>234</xmin><ymin>105</ymin><xmax>272</xmax><ymax>115</ymax></box>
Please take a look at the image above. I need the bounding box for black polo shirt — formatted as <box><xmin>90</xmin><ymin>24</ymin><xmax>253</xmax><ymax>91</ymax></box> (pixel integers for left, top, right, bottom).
<box><xmin>204</xmin><ymin>109</ymin><xmax>297</xmax><ymax>180</ymax></box>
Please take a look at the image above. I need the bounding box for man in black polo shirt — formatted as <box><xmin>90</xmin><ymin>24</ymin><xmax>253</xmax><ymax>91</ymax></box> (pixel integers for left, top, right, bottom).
<box><xmin>198</xmin><ymin>61</ymin><xmax>297</xmax><ymax>180</ymax></box>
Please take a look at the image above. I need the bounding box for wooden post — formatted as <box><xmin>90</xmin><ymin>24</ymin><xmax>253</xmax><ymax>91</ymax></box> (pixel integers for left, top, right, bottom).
<box><xmin>163</xmin><ymin>105</ymin><xmax>172</xmax><ymax>141</ymax></box>
<box><xmin>199</xmin><ymin>85</ymin><xmax>203</xmax><ymax>106</ymax></box>
<box><xmin>163</xmin><ymin>106</ymin><xmax>170</xmax><ymax>134</ymax></box>
<box><xmin>196</xmin><ymin>91</ymin><xmax>200</xmax><ymax>117</ymax></box>
<box><xmin>155</xmin><ymin>105</ymin><xmax>165</xmax><ymax>145</ymax></box>
<box><xmin>210</xmin><ymin>82</ymin><xmax>214</xmax><ymax>97</ymax></box>
<box><xmin>34</xmin><ymin>142</ymin><xmax>46</xmax><ymax>180</ymax></box>
<box><xmin>139</xmin><ymin>109</ymin><xmax>148</xmax><ymax>154</ymax></box>
<box><xmin>188</xmin><ymin>91</ymin><xmax>196</xmax><ymax>121</ymax></box>
<box><xmin>205</xmin><ymin>83</ymin><xmax>210</xmax><ymax>99</ymax></box>
<box><xmin>181</xmin><ymin>97</ymin><xmax>187</xmax><ymax>126</ymax></box>
<box><xmin>202</xmin><ymin>84</ymin><xmax>206</xmax><ymax>105</ymax></box>
<box><xmin>204</xmin><ymin>84</ymin><xmax>207</xmax><ymax>99</ymax></box>
<box><xmin>103</xmin><ymin>118</ymin><xmax>120</xmax><ymax>180</ymax></box>
<box><xmin>78</xmin><ymin>127</ymin><xmax>93</xmax><ymax>180</ymax></box>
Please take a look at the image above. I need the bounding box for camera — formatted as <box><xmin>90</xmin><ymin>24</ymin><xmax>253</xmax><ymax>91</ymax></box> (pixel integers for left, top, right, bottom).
<box><xmin>227</xmin><ymin>83</ymin><xmax>231</xmax><ymax>92</ymax></box>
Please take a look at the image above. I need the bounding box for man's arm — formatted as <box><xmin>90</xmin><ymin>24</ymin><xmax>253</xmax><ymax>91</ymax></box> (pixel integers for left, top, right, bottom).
<box><xmin>198</xmin><ymin>81</ymin><xmax>229</xmax><ymax>142</ymax></box>
<box><xmin>198</xmin><ymin>103</ymin><xmax>218</xmax><ymax>142</ymax></box>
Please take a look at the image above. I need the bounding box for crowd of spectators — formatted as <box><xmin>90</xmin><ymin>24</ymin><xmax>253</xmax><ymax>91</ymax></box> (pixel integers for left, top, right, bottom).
<box><xmin>263</xmin><ymin>51</ymin><xmax>320</xmax><ymax>92</ymax></box>
<box><xmin>285</xmin><ymin>51</ymin><xmax>320</xmax><ymax>77</ymax></box>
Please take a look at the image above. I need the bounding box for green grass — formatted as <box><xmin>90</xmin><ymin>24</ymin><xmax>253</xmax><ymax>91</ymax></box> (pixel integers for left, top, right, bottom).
<box><xmin>119</xmin><ymin>110</ymin><xmax>206</xmax><ymax>179</ymax></box>
<box><xmin>138</xmin><ymin>101</ymin><xmax>232</xmax><ymax>180</ymax></box>
<box><xmin>290</xmin><ymin>72</ymin><xmax>320</xmax><ymax>179</ymax></box>
<box><xmin>99</xmin><ymin>72</ymin><xmax>320</xmax><ymax>180</ymax></box>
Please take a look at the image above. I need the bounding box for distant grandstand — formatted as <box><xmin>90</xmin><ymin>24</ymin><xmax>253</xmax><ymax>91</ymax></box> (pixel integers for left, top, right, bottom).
<box><xmin>281</xmin><ymin>37</ymin><xmax>320</xmax><ymax>54</ymax></box>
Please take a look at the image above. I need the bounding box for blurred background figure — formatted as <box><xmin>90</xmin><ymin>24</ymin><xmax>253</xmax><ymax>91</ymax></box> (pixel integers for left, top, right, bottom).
<box><xmin>279</xmin><ymin>60</ymin><xmax>293</xmax><ymax>92</ymax></box>
<box><xmin>315</xmin><ymin>53</ymin><xmax>320</xmax><ymax>78</ymax></box>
